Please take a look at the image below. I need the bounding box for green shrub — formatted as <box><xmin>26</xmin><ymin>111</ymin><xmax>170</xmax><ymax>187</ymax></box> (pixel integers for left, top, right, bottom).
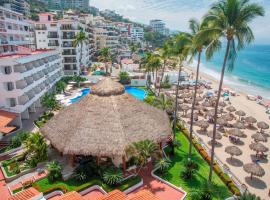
<box><xmin>119</xmin><ymin>71</ymin><xmax>130</xmax><ymax>84</ymax></box>
<box><xmin>47</xmin><ymin>161</ymin><xmax>62</xmax><ymax>183</ymax></box>
<box><xmin>102</xmin><ymin>168</ymin><xmax>123</xmax><ymax>186</ymax></box>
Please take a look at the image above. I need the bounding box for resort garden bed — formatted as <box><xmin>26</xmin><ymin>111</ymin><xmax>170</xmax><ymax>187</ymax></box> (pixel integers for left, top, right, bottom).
<box><xmin>0</xmin><ymin>131</ymin><xmax>29</xmax><ymax>154</ymax></box>
<box><xmin>154</xmin><ymin>131</ymin><xmax>234</xmax><ymax>200</ymax></box>
<box><xmin>33</xmin><ymin>175</ymin><xmax>141</xmax><ymax>195</ymax></box>
<box><xmin>34</xmin><ymin>111</ymin><xmax>54</xmax><ymax>128</ymax></box>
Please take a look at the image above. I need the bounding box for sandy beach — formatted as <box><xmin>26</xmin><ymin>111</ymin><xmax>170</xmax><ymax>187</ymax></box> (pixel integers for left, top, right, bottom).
<box><xmin>182</xmin><ymin>65</ymin><xmax>270</xmax><ymax>199</ymax></box>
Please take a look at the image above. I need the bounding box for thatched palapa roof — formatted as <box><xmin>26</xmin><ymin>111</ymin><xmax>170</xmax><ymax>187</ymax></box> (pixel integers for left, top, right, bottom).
<box><xmin>41</xmin><ymin>78</ymin><xmax>171</xmax><ymax>157</ymax></box>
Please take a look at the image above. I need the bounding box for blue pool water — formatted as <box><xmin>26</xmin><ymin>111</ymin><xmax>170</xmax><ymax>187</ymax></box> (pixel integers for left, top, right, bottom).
<box><xmin>125</xmin><ymin>86</ymin><xmax>146</xmax><ymax>100</ymax></box>
<box><xmin>70</xmin><ymin>88</ymin><xmax>90</xmax><ymax>103</ymax></box>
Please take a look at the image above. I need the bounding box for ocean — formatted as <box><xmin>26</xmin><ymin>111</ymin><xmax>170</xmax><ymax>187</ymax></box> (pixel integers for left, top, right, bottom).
<box><xmin>191</xmin><ymin>45</ymin><xmax>270</xmax><ymax>99</ymax></box>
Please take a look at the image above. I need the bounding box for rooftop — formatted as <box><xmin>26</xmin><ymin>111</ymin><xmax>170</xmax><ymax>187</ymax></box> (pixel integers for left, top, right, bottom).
<box><xmin>8</xmin><ymin>187</ymin><xmax>41</xmax><ymax>200</ymax></box>
<box><xmin>0</xmin><ymin>110</ymin><xmax>17</xmax><ymax>134</ymax></box>
<box><xmin>0</xmin><ymin>49</ymin><xmax>55</xmax><ymax>59</ymax></box>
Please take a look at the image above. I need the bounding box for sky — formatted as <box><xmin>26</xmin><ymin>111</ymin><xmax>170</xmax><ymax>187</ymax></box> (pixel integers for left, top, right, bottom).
<box><xmin>91</xmin><ymin>0</ymin><xmax>270</xmax><ymax>44</ymax></box>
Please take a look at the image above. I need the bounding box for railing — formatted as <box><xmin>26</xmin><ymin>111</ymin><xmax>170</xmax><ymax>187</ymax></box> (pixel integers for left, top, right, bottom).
<box><xmin>47</xmin><ymin>35</ymin><xmax>59</xmax><ymax>38</ymax></box>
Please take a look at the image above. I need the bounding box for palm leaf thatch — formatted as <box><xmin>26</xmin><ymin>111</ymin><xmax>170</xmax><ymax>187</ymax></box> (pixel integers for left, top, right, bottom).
<box><xmin>41</xmin><ymin>78</ymin><xmax>172</xmax><ymax>157</ymax></box>
<box><xmin>243</xmin><ymin>163</ymin><xmax>265</xmax><ymax>179</ymax></box>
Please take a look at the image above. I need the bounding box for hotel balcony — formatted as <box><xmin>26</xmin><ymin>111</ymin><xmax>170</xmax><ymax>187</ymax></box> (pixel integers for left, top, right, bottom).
<box><xmin>14</xmin><ymin>65</ymin><xmax>27</xmax><ymax>73</ymax></box>
<box><xmin>16</xmin><ymin>79</ymin><xmax>28</xmax><ymax>89</ymax></box>
<box><xmin>33</xmin><ymin>73</ymin><xmax>40</xmax><ymax>81</ymax></box>
<box><xmin>18</xmin><ymin>94</ymin><xmax>29</xmax><ymax>105</ymax></box>
<box><xmin>26</xmin><ymin>90</ymin><xmax>35</xmax><ymax>100</ymax></box>
<box><xmin>47</xmin><ymin>34</ymin><xmax>59</xmax><ymax>38</ymax></box>
<box><xmin>33</xmin><ymin>86</ymin><xmax>42</xmax><ymax>95</ymax></box>
<box><xmin>25</xmin><ymin>76</ymin><xmax>34</xmax><ymax>85</ymax></box>
<box><xmin>48</xmin><ymin>41</ymin><xmax>59</xmax><ymax>47</ymax></box>
<box><xmin>62</xmin><ymin>35</ymin><xmax>75</xmax><ymax>40</ymax></box>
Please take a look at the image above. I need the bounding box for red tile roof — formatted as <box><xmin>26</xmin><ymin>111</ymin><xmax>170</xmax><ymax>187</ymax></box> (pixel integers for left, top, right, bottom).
<box><xmin>55</xmin><ymin>191</ymin><xmax>83</xmax><ymax>200</ymax></box>
<box><xmin>0</xmin><ymin>110</ymin><xmax>17</xmax><ymax>134</ymax></box>
<box><xmin>8</xmin><ymin>187</ymin><xmax>40</xmax><ymax>200</ymax></box>
<box><xmin>96</xmin><ymin>190</ymin><xmax>126</xmax><ymax>200</ymax></box>
<box><xmin>127</xmin><ymin>190</ymin><xmax>161</xmax><ymax>200</ymax></box>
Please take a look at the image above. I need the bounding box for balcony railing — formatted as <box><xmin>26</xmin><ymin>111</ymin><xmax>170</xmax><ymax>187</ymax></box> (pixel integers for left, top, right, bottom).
<box><xmin>47</xmin><ymin>34</ymin><xmax>59</xmax><ymax>38</ymax></box>
<box><xmin>62</xmin><ymin>36</ymin><xmax>75</xmax><ymax>39</ymax></box>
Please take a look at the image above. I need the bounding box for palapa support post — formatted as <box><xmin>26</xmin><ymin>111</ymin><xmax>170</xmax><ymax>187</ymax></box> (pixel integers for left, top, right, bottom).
<box><xmin>122</xmin><ymin>156</ymin><xmax>126</xmax><ymax>176</ymax></box>
<box><xmin>96</xmin><ymin>156</ymin><xmax>100</xmax><ymax>166</ymax></box>
<box><xmin>69</xmin><ymin>155</ymin><xmax>76</xmax><ymax>167</ymax></box>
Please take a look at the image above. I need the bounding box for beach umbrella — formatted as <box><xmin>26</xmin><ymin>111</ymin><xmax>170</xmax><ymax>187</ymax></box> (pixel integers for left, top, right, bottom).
<box><xmin>228</xmin><ymin>128</ymin><xmax>245</xmax><ymax>138</ymax></box>
<box><xmin>257</xmin><ymin>121</ymin><xmax>269</xmax><ymax>133</ymax></box>
<box><xmin>226</xmin><ymin>106</ymin><xmax>236</xmax><ymax>113</ymax></box>
<box><xmin>219</xmin><ymin>101</ymin><xmax>227</xmax><ymax>107</ymax></box>
<box><xmin>243</xmin><ymin>163</ymin><xmax>265</xmax><ymax>180</ymax></box>
<box><xmin>245</xmin><ymin>116</ymin><xmax>257</xmax><ymax>126</ymax></box>
<box><xmin>225</xmin><ymin>146</ymin><xmax>243</xmax><ymax>160</ymax></box>
<box><xmin>193</xmin><ymin>96</ymin><xmax>204</xmax><ymax>102</ymax></box>
<box><xmin>197</xmin><ymin>90</ymin><xmax>204</xmax><ymax>95</ymax></box>
<box><xmin>251</xmin><ymin>133</ymin><xmax>267</xmax><ymax>143</ymax></box>
<box><xmin>202</xmin><ymin>101</ymin><xmax>212</xmax><ymax>107</ymax></box>
<box><xmin>181</xmin><ymin>104</ymin><xmax>190</xmax><ymax>111</ymax></box>
<box><xmin>233</xmin><ymin>122</ymin><xmax>245</xmax><ymax>129</ymax></box>
<box><xmin>194</xmin><ymin>105</ymin><xmax>204</xmax><ymax>111</ymax></box>
<box><xmin>217</xmin><ymin>118</ymin><xmax>227</xmax><ymax>126</ymax></box>
<box><xmin>186</xmin><ymin>112</ymin><xmax>198</xmax><ymax>119</ymax></box>
<box><xmin>235</xmin><ymin>110</ymin><xmax>246</xmax><ymax>120</ymax></box>
<box><xmin>249</xmin><ymin>143</ymin><xmax>269</xmax><ymax>155</ymax></box>
<box><xmin>223</xmin><ymin>114</ymin><xmax>234</xmax><ymax>121</ymax></box>
<box><xmin>198</xmin><ymin>120</ymin><xmax>209</xmax><ymax>131</ymax></box>
<box><xmin>207</xmin><ymin>130</ymin><xmax>222</xmax><ymax>140</ymax></box>
<box><xmin>206</xmin><ymin>90</ymin><xmax>214</xmax><ymax>97</ymax></box>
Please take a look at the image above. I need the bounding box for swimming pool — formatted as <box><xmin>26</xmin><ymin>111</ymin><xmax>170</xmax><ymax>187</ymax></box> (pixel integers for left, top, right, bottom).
<box><xmin>125</xmin><ymin>86</ymin><xmax>146</xmax><ymax>100</ymax></box>
<box><xmin>69</xmin><ymin>88</ymin><xmax>90</xmax><ymax>103</ymax></box>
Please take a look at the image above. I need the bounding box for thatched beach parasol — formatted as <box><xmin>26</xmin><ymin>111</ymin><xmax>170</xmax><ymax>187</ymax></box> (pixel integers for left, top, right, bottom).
<box><xmin>228</xmin><ymin>128</ymin><xmax>245</xmax><ymax>138</ymax></box>
<box><xmin>219</xmin><ymin>101</ymin><xmax>227</xmax><ymax>107</ymax></box>
<box><xmin>202</xmin><ymin>101</ymin><xmax>212</xmax><ymax>107</ymax></box>
<box><xmin>243</xmin><ymin>163</ymin><xmax>265</xmax><ymax>180</ymax></box>
<box><xmin>233</xmin><ymin>122</ymin><xmax>245</xmax><ymax>129</ymax></box>
<box><xmin>249</xmin><ymin>143</ymin><xmax>269</xmax><ymax>155</ymax></box>
<box><xmin>226</xmin><ymin>106</ymin><xmax>236</xmax><ymax>113</ymax></box>
<box><xmin>207</xmin><ymin>130</ymin><xmax>222</xmax><ymax>140</ymax></box>
<box><xmin>41</xmin><ymin>78</ymin><xmax>172</xmax><ymax>158</ymax></box>
<box><xmin>251</xmin><ymin>133</ymin><xmax>267</xmax><ymax>143</ymax></box>
<box><xmin>257</xmin><ymin>121</ymin><xmax>269</xmax><ymax>133</ymax></box>
<box><xmin>235</xmin><ymin>110</ymin><xmax>246</xmax><ymax>120</ymax></box>
<box><xmin>223</xmin><ymin>114</ymin><xmax>234</xmax><ymax>121</ymax></box>
<box><xmin>197</xmin><ymin>120</ymin><xmax>209</xmax><ymax>131</ymax></box>
<box><xmin>245</xmin><ymin>116</ymin><xmax>257</xmax><ymax>125</ymax></box>
<box><xmin>225</xmin><ymin>146</ymin><xmax>242</xmax><ymax>160</ymax></box>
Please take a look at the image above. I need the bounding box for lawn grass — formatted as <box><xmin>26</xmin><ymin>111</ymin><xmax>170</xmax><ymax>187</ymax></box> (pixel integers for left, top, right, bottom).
<box><xmin>156</xmin><ymin>132</ymin><xmax>232</xmax><ymax>200</ymax></box>
<box><xmin>33</xmin><ymin>175</ymin><xmax>141</xmax><ymax>194</ymax></box>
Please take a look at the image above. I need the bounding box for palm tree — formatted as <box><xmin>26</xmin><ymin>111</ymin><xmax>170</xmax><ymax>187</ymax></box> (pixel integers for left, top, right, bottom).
<box><xmin>126</xmin><ymin>140</ymin><xmax>159</xmax><ymax>172</ymax></box>
<box><xmin>139</xmin><ymin>52</ymin><xmax>153</xmax><ymax>87</ymax></box>
<box><xmin>46</xmin><ymin>161</ymin><xmax>62</xmax><ymax>182</ymax></box>
<box><xmin>154</xmin><ymin>157</ymin><xmax>171</xmax><ymax>173</ymax></box>
<box><xmin>187</xmin><ymin>18</ymin><xmax>221</xmax><ymax>160</ymax></box>
<box><xmin>98</xmin><ymin>47</ymin><xmax>112</xmax><ymax>75</ymax></box>
<box><xmin>41</xmin><ymin>92</ymin><xmax>58</xmax><ymax>113</ymax></box>
<box><xmin>200</xmin><ymin>0</ymin><xmax>264</xmax><ymax>181</ymax></box>
<box><xmin>73</xmin><ymin>31</ymin><xmax>87</xmax><ymax>73</ymax></box>
<box><xmin>147</xmin><ymin>54</ymin><xmax>162</xmax><ymax>90</ymax></box>
<box><xmin>153</xmin><ymin>93</ymin><xmax>173</xmax><ymax>111</ymax></box>
<box><xmin>238</xmin><ymin>192</ymin><xmax>262</xmax><ymax>200</ymax></box>
<box><xmin>171</xmin><ymin>33</ymin><xmax>191</xmax><ymax>148</ymax></box>
<box><xmin>103</xmin><ymin>168</ymin><xmax>123</xmax><ymax>186</ymax></box>
<box><xmin>157</xmin><ymin>41</ymin><xmax>173</xmax><ymax>95</ymax></box>
<box><xmin>55</xmin><ymin>80</ymin><xmax>66</xmax><ymax>94</ymax></box>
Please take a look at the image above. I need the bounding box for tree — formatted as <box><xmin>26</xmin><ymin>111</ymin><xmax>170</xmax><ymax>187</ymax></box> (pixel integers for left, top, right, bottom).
<box><xmin>190</xmin><ymin>182</ymin><xmax>217</xmax><ymax>200</ymax></box>
<box><xmin>55</xmin><ymin>80</ymin><xmax>66</xmax><ymax>94</ymax></box>
<box><xmin>126</xmin><ymin>140</ymin><xmax>159</xmax><ymax>171</ymax></box>
<box><xmin>171</xmin><ymin>33</ymin><xmax>191</xmax><ymax>153</ymax></box>
<box><xmin>154</xmin><ymin>157</ymin><xmax>171</xmax><ymax>173</ymax></box>
<box><xmin>102</xmin><ymin>168</ymin><xmax>123</xmax><ymax>186</ymax></box>
<box><xmin>157</xmin><ymin>40</ymin><xmax>173</xmax><ymax>95</ymax></box>
<box><xmin>186</xmin><ymin>18</ymin><xmax>220</xmax><ymax>160</ymax></box>
<box><xmin>24</xmin><ymin>132</ymin><xmax>48</xmax><ymax>165</ymax></box>
<box><xmin>129</xmin><ymin>42</ymin><xmax>138</xmax><ymax>55</ymax></box>
<box><xmin>98</xmin><ymin>47</ymin><xmax>112</xmax><ymax>75</ymax></box>
<box><xmin>73</xmin><ymin>31</ymin><xmax>87</xmax><ymax>73</ymax></box>
<box><xmin>200</xmin><ymin>0</ymin><xmax>264</xmax><ymax>182</ymax></box>
<box><xmin>147</xmin><ymin>54</ymin><xmax>162</xmax><ymax>89</ymax></box>
<box><xmin>139</xmin><ymin>52</ymin><xmax>153</xmax><ymax>87</ymax></box>
<box><xmin>238</xmin><ymin>192</ymin><xmax>262</xmax><ymax>200</ymax></box>
<box><xmin>119</xmin><ymin>71</ymin><xmax>130</xmax><ymax>84</ymax></box>
<box><xmin>152</xmin><ymin>93</ymin><xmax>173</xmax><ymax>111</ymax></box>
<box><xmin>41</xmin><ymin>93</ymin><xmax>58</xmax><ymax>113</ymax></box>
<box><xmin>47</xmin><ymin>161</ymin><xmax>62</xmax><ymax>182</ymax></box>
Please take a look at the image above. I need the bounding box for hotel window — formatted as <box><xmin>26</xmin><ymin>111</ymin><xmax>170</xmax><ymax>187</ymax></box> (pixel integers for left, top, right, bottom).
<box><xmin>7</xmin><ymin>82</ymin><xmax>14</xmax><ymax>91</ymax></box>
<box><xmin>9</xmin><ymin>98</ymin><xmax>16</xmax><ymax>107</ymax></box>
<box><xmin>4</xmin><ymin>66</ymin><xmax>12</xmax><ymax>74</ymax></box>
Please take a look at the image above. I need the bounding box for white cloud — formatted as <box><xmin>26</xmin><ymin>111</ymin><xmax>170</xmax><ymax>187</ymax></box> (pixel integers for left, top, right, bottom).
<box><xmin>91</xmin><ymin>0</ymin><xmax>270</xmax><ymax>43</ymax></box>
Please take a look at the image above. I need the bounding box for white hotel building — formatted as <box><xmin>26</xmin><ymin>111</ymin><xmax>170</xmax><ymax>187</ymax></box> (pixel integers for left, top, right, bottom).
<box><xmin>35</xmin><ymin>13</ymin><xmax>94</xmax><ymax>75</ymax></box>
<box><xmin>0</xmin><ymin>50</ymin><xmax>63</xmax><ymax>129</ymax></box>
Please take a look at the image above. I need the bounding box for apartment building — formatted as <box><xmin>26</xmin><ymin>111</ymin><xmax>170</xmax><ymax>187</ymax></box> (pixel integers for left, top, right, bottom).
<box><xmin>149</xmin><ymin>19</ymin><xmax>169</xmax><ymax>35</ymax></box>
<box><xmin>0</xmin><ymin>49</ymin><xmax>63</xmax><ymax>129</ymax></box>
<box><xmin>61</xmin><ymin>0</ymin><xmax>89</xmax><ymax>11</ymax></box>
<box><xmin>93</xmin><ymin>16</ymin><xmax>120</xmax><ymax>52</ymax></box>
<box><xmin>130</xmin><ymin>26</ymin><xmax>144</xmax><ymax>42</ymax></box>
<box><xmin>0</xmin><ymin>0</ymin><xmax>30</xmax><ymax>16</ymax></box>
<box><xmin>34</xmin><ymin>13</ymin><xmax>94</xmax><ymax>75</ymax></box>
<box><xmin>0</xmin><ymin>6</ymin><xmax>35</xmax><ymax>55</ymax></box>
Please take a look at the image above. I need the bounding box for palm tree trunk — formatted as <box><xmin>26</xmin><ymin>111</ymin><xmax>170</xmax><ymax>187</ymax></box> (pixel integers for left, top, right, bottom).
<box><xmin>172</xmin><ymin>63</ymin><xmax>182</xmax><ymax>154</ymax></box>
<box><xmin>188</xmin><ymin>51</ymin><xmax>202</xmax><ymax>160</ymax></box>
<box><xmin>79</xmin><ymin>42</ymin><xmax>83</xmax><ymax>74</ymax></box>
<box><xmin>158</xmin><ymin>60</ymin><xmax>166</xmax><ymax>96</ymax></box>
<box><xmin>209</xmin><ymin>40</ymin><xmax>231</xmax><ymax>182</ymax></box>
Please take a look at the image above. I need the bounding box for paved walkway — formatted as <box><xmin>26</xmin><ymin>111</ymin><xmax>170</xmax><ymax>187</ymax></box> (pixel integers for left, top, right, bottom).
<box><xmin>127</xmin><ymin>163</ymin><xmax>185</xmax><ymax>200</ymax></box>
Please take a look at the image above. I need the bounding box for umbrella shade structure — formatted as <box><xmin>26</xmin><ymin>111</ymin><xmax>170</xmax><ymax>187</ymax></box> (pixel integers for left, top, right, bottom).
<box><xmin>249</xmin><ymin>143</ymin><xmax>269</xmax><ymax>154</ymax></box>
<box><xmin>217</xmin><ymin>118</ymin><xmax>227</xmax><ymax>126</ymax></box>
<box><xmin>226</xmin><ymin>106</ymin><xmax>236</xmax><ymax>113</ymax></box>
<box><xmin>243</xmin><ymin>163</ymin><xmax>265</xmax><ymax>180</ymax></box>
<box><xmin>192</xmin><ymin>96</ymin><xmax>204</xmax><ymax>102</ymax></box>
<box><xmin>225</xmin><ymin>145</ymin><xmax>242</xmax><ymax>159</ymax></box>
<box><xmin>245</xmin><ymin>116</ymin><xmax>257</xmax><ymax>125</ymax></box>
<box><xmin>41</xmin><ymin>78</ymin><xmax>172</xmax><ymax>158</ymax></box>
<box><xmin>197</xmin><ymin>120</ymin><xmax>209</xmax><ymax>130</ymax></box>
<box><xmin>233</xmin><ymin>122</ymin><xmax>245</xmax><ymax>129</ymax></box>
<box><xmin>223</xmin><ymin>114</ymin><xmax>234</xmax><ymax>121</ymax></box>
<box><xmin>257</xmin><ymin>121</ymin><xmax>269</xmax><ymax>133</ymax></box>
<box><xmin>207</xmin><ymin>130</ymin><xmax>222</xmax><ymax>140</ymax></box>
<box><xmin>202</xmin><ymin>101</ymin><xmax>212</xmax><ymax>107</ymax></box>
<box><xmin>194</xmin><ymin>105</ymin><xmax>204</xmax><ymax>111</ymax></box>
<box><xmin>186</xmin><ymin>112</ymin><xmax>198</xmax><ymax>120</ymax></box>
<box><xmin>180</xmin><ymin>93</ymin><xmax>192</xmax><ymax>99</ymax></box>
<box><xmin>235</xmin><ymin>110</ymin><xmax>246</xmax><ymax>119</ymax></box>
<box><xmin>228</xmin><ymin>128</ymin><xmax>245</xmax><ymax>138</ymax></box>
<box><xmin>219</xmin><ymin>101</ymin><xmax>227</xmax><ymax>107</ymax></box>
<box><xmin>251</xmin><ymin>133</ymin><xmax>267</xmax><ymax>143</ymax></box>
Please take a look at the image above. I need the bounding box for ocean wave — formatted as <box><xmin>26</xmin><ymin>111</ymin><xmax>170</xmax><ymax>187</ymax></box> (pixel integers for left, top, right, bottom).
<box><xmin>190</xmin><ymin>60</ymin><xmax>270</xmax><ymax>99</ymax></box>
